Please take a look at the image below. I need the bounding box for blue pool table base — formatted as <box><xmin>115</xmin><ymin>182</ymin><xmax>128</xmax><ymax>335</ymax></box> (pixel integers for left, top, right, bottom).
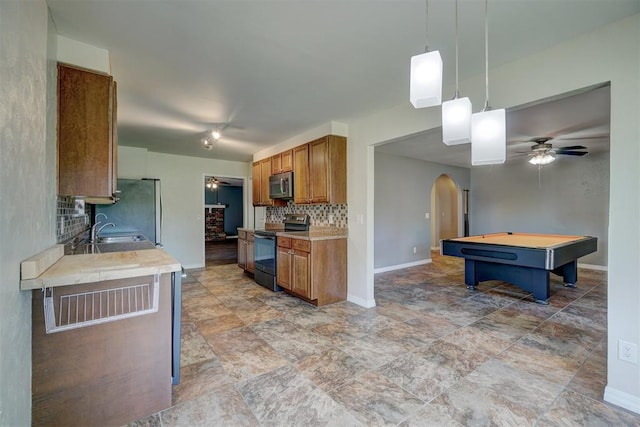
<box><xmin>464</xmin><ymin>259</ymin><xmax>579</xmax><ymax>304</ymax></box>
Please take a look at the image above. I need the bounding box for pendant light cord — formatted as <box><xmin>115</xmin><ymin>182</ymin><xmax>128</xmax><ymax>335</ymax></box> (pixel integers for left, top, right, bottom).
<box><xmin>483</xmin><ymin>0</ymin><xmax>490</xmax><ymax>111</ymax></box>
<box><xmin>424</xmin><ymin>0</ymin><xmax>429</xmax><ymax>52</ymax></box>
<box><xmin>454</xmin><ymin>0</ymin><xmax>459</xmax><ymax>99</ymax></box>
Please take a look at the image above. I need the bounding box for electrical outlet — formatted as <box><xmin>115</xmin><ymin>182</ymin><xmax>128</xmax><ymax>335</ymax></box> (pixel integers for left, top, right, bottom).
<box><xmin>619</xmin><ymin>340</ymin><xmax>638</xmax><ymax>364</ymax></box>
<box><xmin>413</xmin><ymin>246</ymin><xmax>417</xmax><ymax>254</ymax></box>
<box><xmin>328</xmin><ymin>214</ymin><xmax>335</xmax><ymax>224</ymax></box>
<box><xmin>425</xmin><ymin>212</ymin><xmax>430</xmax><ymax>219</ymax></box>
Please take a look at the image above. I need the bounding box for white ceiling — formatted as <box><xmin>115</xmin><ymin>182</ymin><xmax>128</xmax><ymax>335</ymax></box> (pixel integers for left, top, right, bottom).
<box><xmin>46</xmin><ymin>0</ymin><xmax>638</xmax><ymax>163</ymax></box>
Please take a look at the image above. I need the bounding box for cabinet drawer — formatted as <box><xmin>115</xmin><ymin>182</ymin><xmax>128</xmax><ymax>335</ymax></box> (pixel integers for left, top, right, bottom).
<box><xmin>238</xmin><ymin>230</ymin><xmax>247</xmax><ymax>240</ymax></box>
<box><xmin>278</xmin><ymin>237</ymin><xmax>292</xmax><ymax>248</ymax></box>
<box><xmin>292</xmin><ymin>239</ymin><xmax>311</xmax><ymax>252</ymax></box>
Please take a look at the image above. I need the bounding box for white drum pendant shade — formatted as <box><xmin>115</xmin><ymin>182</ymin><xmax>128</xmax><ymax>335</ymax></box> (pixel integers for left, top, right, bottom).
<box><xmin>410</xmin><ymin>50</ymin><xmax>443</xmax><ymax>108</ymax></box>
<box><xmin>471</xmin><ymin>108</ymin><xmax>506</xmax><ymax>165</ymax></box>
<box><xmin>442</xmin><ymin>97</ymin><xmax>472</xmax><ymax>145</ymax></box>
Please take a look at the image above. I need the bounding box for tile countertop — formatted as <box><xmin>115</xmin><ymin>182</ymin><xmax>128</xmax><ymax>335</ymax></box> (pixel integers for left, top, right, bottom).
<box><xmin>20</xmin><ymin>249</ymin><xmax>181</xmax><ymax>291</ymax></box>
<box><xmin>277</xmin><ymin>227</ymin><xmax>348</xmax><ymax>241</ymax></box>
<box><xmin>239</xmin><ymin>226</ymin><xmax>347</xmax><ymax>241</ymax></box>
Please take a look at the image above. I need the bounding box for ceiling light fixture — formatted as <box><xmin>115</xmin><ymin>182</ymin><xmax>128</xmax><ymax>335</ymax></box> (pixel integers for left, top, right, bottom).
<box><xmin>529</xmin><ymin>153</ymin><xmax>556</xmax><ymax>165</ymax></box>
<box><xmin>471</xmin><ymin>0</ymin><xmax>506</xmax><ymax>165</ymax></box>
<box><xmin>202</xmin><ymin>129</ymin><xmax>222</xmax><ymax>150</ymax></box>
<box><xmin>410</xmin><ymin>0</ymin><xmax>442</xmax><ymax>108</ymax></box>
<box><xmin>206</xmin><ymin>177</ymin><xmax>218</xmax><ymax>189</ymax></box>
<box><xmin>442</xmin><ymin>0</ymin><xmax>472</xmax><ymax>145</ymax></box>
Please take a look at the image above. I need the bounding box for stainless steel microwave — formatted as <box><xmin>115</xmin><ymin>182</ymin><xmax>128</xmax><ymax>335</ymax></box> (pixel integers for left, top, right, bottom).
<box><xmin>269</xmin><ymin>172</ymin><xmax>293</xmax><ymax>199</ymax></box>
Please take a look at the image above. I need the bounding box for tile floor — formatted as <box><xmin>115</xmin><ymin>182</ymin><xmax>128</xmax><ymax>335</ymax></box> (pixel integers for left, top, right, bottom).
<box><xmin>129</xmin><ymin>253</ymin><xmax>640</xmax><ymax>426</ymax></box>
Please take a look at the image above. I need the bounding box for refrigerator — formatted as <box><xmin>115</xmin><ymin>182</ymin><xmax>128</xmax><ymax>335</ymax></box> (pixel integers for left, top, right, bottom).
<box><xmin>96</xmin><ymin>178</ymin><xmax>162</xmax><ymax>245</ymax></box>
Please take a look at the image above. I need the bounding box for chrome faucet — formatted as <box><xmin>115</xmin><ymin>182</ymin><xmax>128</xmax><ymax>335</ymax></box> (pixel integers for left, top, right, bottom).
<box><xmin>91</xmin><ymin>213</ymin><xmax>113</xmax><ymax>242</ymax></box>
<box><xmin>95</xmin><ymin>222</ymin><xmax>115</xmax><ymax>239</ymax></box>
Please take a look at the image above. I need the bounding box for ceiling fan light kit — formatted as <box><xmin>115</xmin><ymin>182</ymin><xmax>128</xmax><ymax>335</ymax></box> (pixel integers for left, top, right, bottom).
<box><xmin>442</xmin><ymin>0</ymin><xmax>472</xmax><ymax>146</ymax></box>
<box><xmin>529</xmin><ymin>153</ymin><xmax>555</xmax><ymax>165</ymax></box>
<box><xmin>471</xmin><ymin>0</ymin><xmax>506</xmax><ymax>166</ymax></box>
<box><xmin>410</xmin><ymin>0</ymin><xmax>442</xmax><ymax>109</ymax></box>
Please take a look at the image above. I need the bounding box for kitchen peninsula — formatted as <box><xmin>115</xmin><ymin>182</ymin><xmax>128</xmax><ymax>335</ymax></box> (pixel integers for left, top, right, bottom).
<box><xmin>22</xmin><ymin>247</ymin><xmax>181</xmax><ymax>426</ymax></box>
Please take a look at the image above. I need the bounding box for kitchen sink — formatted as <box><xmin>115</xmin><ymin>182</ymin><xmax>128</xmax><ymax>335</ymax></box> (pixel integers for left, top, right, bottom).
<box><xmin>97</xmin><ymin>234</ymin><xmax>147</xmax><ymax>243</ymax></box>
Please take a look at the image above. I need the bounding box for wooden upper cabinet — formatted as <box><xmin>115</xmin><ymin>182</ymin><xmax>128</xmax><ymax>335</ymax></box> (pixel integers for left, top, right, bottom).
<box><xmin>293</xmin><ymin>135</ymin><xmax>346</xmax><ymax>204</ymax></box>
<box><xmin>272</xmin><ymin>149</ymin><xmax>293</xmax><ymax>174</ymax></box>
<box><xmin>57</xmin><ymin>63</ymin><xmax>118</xmax><ymax>202</ymax></box>
<box><xmin>259</xmin><ymin>158</ymin><xmax>273</xmax><ymax>206</ymax></box>
<box><xmin>253</xmin><ymin>158</ymin><xmax>286</xmax><ymax>206</ymax></box>
<box><xmin>293</xmin><ymin>144</ymin><xmax>310</xmax><ymax>204</ymax></box>
<box><xmin>251</xmin><ymin>161</ymin><xmax>261</xmax><ymax>206</ymax></box>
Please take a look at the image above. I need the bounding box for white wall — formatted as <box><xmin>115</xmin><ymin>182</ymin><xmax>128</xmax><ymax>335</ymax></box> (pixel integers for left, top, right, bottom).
<box><xmin>0</xmin><ymin>1</ymin><xmax>56</xmax><ymax>424</ymax></box>
<box><xmin>374</xmin><ymin>153</ymin><xmax>470</xmax><ymax>270</ymax></box>
<box><xmin>118</xmin><ymin>146</ymin><xmax>252</xmax><ymax>268</ymax></box>
<box><xmin>344</xmin><ymin>14</ymin><xmax>640</xmax><ymax>413</ymax></box>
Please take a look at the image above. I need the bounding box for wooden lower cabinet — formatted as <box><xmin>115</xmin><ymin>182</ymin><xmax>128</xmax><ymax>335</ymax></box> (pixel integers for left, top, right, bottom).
<box><xmin>238</xmin><ymin>230</ymin><xmax>255</xmax><ymax>274</ymax></box>
<box><xmin>276</xmin><ymin>236</ymin><xmax>346</xmax><ymax>306</ymax></box>
<box><xmin>247</xmin><ymin>236</ymin><xmax>255</xmax><ymax>273</ymax></box>
<box><xmin>32</xmin><ymin>274</ymin><xmax>172</xmax><ymax>426</ymax></box>
<box><xmin>238</xmin><ymin>231</ymin><xmax>247</xmax><ymax>269</ymax></box>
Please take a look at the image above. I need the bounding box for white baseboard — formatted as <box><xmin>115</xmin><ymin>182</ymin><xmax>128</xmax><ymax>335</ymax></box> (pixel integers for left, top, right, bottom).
<box><xmin>604</xmin><ymin>385</ymin><xmax>640</xmax><ymax>415</ymax></box>
<box><xmin>374</xmin><ymin>259</ymin><xmax>432</xmax><ymax>274</ymax></box>
<box><xmin>431</xmin><ymin>246</ymin><xmax>440</xmax><ymax>251</ymax></box>
<box><xmin>347</xmin><ymin>294</ymin><xmax>376</xmax><ymax>308</ymax></box>
<box><xmin>578</xmin><ymin>263</ymin><xmax>608</xmax><ymax>271</ymax></box>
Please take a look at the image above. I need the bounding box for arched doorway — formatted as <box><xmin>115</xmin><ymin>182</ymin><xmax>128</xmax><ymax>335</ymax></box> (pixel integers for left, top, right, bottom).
<box><xmin>430</xmin><ymin>174</ymin><xmax>463</xmax><ymax>249</ymax></box>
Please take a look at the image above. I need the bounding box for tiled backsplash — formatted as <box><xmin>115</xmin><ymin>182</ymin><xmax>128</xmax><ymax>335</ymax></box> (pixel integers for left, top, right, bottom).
<box><xmin>266</xmin><ymin>202</ymin><xmax>348</xmax><ymax>228</ymax></box>
<box><xmin>56</xmin><ymin>196</ymin><xmax>91</xmax><ymax>243</ymax></box>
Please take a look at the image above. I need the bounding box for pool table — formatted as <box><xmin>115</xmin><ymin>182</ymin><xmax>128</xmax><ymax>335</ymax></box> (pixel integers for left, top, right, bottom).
<box><xmin>440</xmin><ymin>232</ymin><xmax>597</xmax><ymax>303</ymax></box>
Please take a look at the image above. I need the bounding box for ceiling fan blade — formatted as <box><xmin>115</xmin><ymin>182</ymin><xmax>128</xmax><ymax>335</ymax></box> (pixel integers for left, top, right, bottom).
<box><xmin>557</xmin><ymin>145</ymin><xmax>587</xmax><ymax>150</ymax></box>
<box><xmin>555</xmin><ymin>135</ymin><xmax>608</xmax><ymax>141</ymax></box>
<box><xmin>556</xmin><ymin>151</ymin><xmax>589</xmax><ymax>156</ymax></box>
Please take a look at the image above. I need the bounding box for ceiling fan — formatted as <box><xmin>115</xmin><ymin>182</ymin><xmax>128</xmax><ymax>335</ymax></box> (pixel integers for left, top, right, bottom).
<box><xmin>205</xmin><ymin>176</ymin><xmax>230</xmax><ymax>189</ymax></box>
<box><xmin>519</xmin><ymin>136</ymin><xmax>589</xmax><ymax>165</ymax></box>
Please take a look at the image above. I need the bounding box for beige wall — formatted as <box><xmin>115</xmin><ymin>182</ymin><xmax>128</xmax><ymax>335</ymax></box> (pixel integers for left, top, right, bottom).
<box><xmin>118</xmin><ymin>146</ymin><xmax>252</xmax><ymax>268</ymax></box>
<box><xmin>0</xmin><ymin>1</ymin><xmax>56</xmax><ymax>424</ymax></box>
<box><xmin>344</xmin><ymin>14</ymin><xmax>640</xmax><ymax>412</ymax></box>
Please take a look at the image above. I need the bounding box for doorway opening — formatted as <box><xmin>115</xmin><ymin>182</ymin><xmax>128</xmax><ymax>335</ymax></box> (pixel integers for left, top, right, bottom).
<box><xmin>430</xmin><ymin>174</ymin><xmax>464</xmax><ymax>250</ymax></box>
<box><xmin>203</xmin><ymin>175</ymin><xmax>244</xmax><ymax>266</ymax></box>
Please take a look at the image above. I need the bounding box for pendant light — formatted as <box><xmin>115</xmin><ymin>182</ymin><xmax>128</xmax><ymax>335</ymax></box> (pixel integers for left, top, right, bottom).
<box><xmin>442</xmin><ymin>0</ymin><xmax>472</xmax><ymax>145</ymax></box>
<box><xmin>471</xmin><ymin>0</ymin><xmax>506</xmax><ymax>165</ymax></box>
<box><xmin>410</xmin><ymin>0</ymin><xmax>442</xmax><ymax>108</ymax></box>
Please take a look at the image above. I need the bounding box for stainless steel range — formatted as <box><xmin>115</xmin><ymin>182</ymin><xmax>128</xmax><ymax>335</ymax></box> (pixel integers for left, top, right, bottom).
<box><xmin>253</xmin><ymin>214</ymin><xmax>310</xmax><ymax>291</ymax></box>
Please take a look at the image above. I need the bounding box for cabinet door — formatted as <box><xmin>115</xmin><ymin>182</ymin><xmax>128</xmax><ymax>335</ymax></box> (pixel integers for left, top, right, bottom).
<box><xmin>281</xmin><ymin>150</ymin><xmax>293</xmax><ymax>172</ymax></box>
<box><xmin>276</xmin><ymin>247</ymin><xmax>292</xmax><ymax>290</ymax></box>
<box><xmin>58</xmin><ymin>64</ymin><xmax>115</xmax><ymax>198</ymax></box>
<box><xmin>293</xmin><ymin>144</ymin><xmax>310</xmax><ymax>204</ymax></box>
<box><xmin>271</xmin><ymin>154</ymin><xmax>282</xmax><ymax>175</ymax></box>
<box><xmin>252</xmin><ymin>162</ymin><xmax>261</xmax><ymax>206</ymax></box>
<box><xmin>111</xmin><ymin>81</ymin><xmax>118</xmax><ymax>196</ymax></box>
<box><xmin>247</xmin><ymin>241</ymin><xmax>255</xmax><ymax>273</ymax></box>
<box><xmin>309</xmin><ymin>137</ymin><xmax>329</xmax><ymax>203</ymax></box>
<box><xmin>291</xmin><ymin>249</ymin><xmax>311</xmax><ymax>299</ymax></box>
<box><xmin>260</xmin><ymin>158</ymin><xmax>273</xmax><ymax>206</ymax></box>
<box><xmin>237</xmin><ymin>239</ymin><xmax>247</xmax><ymax>269</ymax></box>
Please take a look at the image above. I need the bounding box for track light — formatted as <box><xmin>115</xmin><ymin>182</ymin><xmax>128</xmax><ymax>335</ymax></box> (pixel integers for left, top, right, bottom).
<box><xmin>211</xmin><ymin>130</ymin><xmax>221</xmax><ymax>141</ymax></box>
